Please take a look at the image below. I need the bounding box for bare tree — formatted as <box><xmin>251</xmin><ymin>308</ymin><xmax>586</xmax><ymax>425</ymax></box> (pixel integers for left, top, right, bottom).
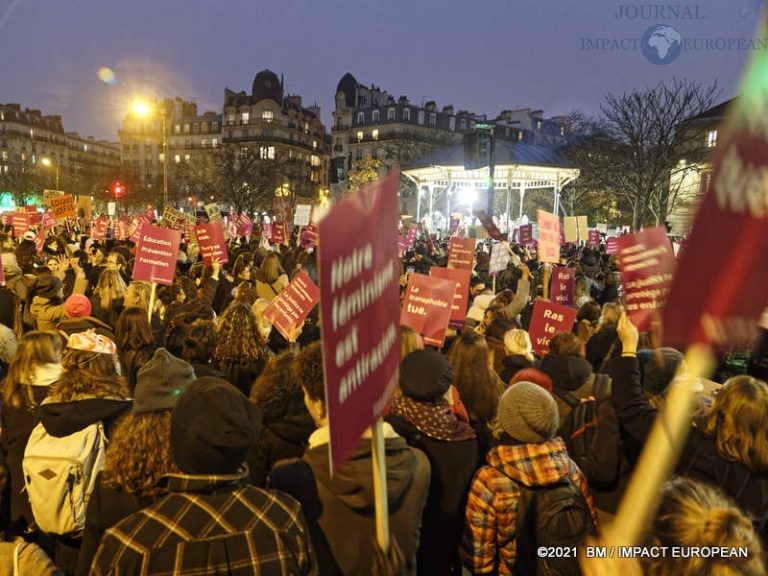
<box><xmin>598</xmin><ymin>78</ymin><xmax>720</xmax><ymax>231</ymax></box>
<box><xmin>0</xmin><ymin>154</ymin><xmax>39</xmax><ymax>206</ymax></box>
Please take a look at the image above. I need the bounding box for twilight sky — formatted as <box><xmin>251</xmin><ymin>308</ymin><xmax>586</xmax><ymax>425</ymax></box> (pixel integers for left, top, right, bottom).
<box><xmin>1</xmin><ymin>0</ymin><xmax>763</xmax><ymax>140</ymax></box>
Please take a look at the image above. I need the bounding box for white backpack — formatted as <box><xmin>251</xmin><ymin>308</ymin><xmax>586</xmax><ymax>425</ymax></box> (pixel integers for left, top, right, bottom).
<box><xmin>22</xmin><ymin>420</ymin><xmax>107</xmax><ymax>535</ymax></box>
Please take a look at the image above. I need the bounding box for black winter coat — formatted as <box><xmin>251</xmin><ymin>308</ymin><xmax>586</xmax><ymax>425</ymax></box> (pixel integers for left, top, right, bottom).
<box><xmin>246</xmin><ymin>411</ymin><xmax>315</xmax><ymax>487</ymax></box>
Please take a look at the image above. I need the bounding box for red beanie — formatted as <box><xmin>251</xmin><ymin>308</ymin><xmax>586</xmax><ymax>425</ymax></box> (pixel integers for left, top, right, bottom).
<box><xmin>509</xmin><ymin>368</ymin><xmax>554</xmax><ymax>393</ymax></box>
<box><xmin>63</xmin><ymin>294</ymin><xmax>91</xmax><ymax>318</ymax></box>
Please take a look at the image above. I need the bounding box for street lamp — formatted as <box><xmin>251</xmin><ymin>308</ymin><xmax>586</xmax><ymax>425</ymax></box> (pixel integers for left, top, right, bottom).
<box><xmin>41</xmin><ymin>157</ymin><xmax>59</xmax><ymax>189</ymax></box>
<box><xmin>131</xmin><ymin>99</ymin><xmax>169</xmax><ymax>211</ymax></box>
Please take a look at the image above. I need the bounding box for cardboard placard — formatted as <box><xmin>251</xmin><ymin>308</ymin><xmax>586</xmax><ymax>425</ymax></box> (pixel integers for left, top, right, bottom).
<box><xmin>537</xmin><ymin>210</ymin><xmax>561</xmax><ymax>263</ymax></box>
<box><xmin>318</xmin><ymin>171</ymin><xmax>401</xmax><ymax>472</ymax></box>
<box><xmin>399</xmin><ymin>273</ymin><xmax>457</xmax><ymax>347</ymax></box>
<box><xmin>489</xmin><ymin>242</ymin><xmax>511</xmax><ymax>275</ymax></box>
<box><xmin>132</xmin><ymin>223</ymin><xmax>181</xmax><ymax>285</ymax></box>
<box><xmin>294</xmin><ymin>204</ymin><xmax>312</xmax><ymax>226</ymax></box>
<box><xmin>50</xmin><ymin>194</ymin><xmax>76</xmax><ymax>219</ymax></box>
<box><xmin>550</xmin><ymin>266</ymin><xmax>575</xmax><ymax>307</ymax></box>
<box><xmin>528</xmin><ymin>299</ymin><xmax>578</xmax><ymax>356</ymax></box>
<box><xmin>447</xmin><ymin>237</ymin><xmax>475</xmax><ymax>270</ymax></box>
<box><xmin>11</xmin><ymin>213</ymin><xmax>30</xmax><ymax>238</ymax></box>
<box><xmin>615</xmin><ymin>227</ymin><xmax>676</xmax><ymax>332</ymax></box>
<box><xmin>205</xmin><ymin>203</ymin><xmax>222</xmax><ymax>222</ymax></box>
<box><xmin>430</xmin><ymin>266</ymin><xmax>471</xmax><ymax>329</ymax></box>
<box><xmin>194</xmin><ymin>222</ymin><xmax>229</xmax><ymax>264</ymax></box>
<box><xmin>262</xmin><ymin>270</ymin><xmax>320</xmax><ymax>341</ymax></box>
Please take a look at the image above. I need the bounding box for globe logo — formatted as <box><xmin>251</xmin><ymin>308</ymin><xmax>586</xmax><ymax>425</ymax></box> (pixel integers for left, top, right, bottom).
<box><xmin>641</xmin><ymin>25</ymin><xmax>683</xmax><ymax>64</ymax></box>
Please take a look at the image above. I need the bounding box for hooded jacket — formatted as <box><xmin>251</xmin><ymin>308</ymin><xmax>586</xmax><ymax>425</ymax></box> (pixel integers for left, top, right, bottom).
<box><xmin>461</xmin><ymin>439</ymin><xmax>598</xmax><ymax>575</ymax></box>
<box><xmin>269</xmin><ymin>423</ymin><xmax>430</xmax><ymax>575</ymax></box>
<box><xmin>539</xmin><ymin>354</ymin><xmax>594</xmax><ymax>428</ymax></box>
<box><xmin>499</xmin><ymin>354</ymin><xmax>535</xmax><ymax>385</ymax></box>
<box><xmin>246</xmin><ymin>410</ymin><xmax>315</xmax><ymax>487</ymax></box>
<box><xmin>30</xmin><ymin>276</ymin><xmax>88</xmax><ymax>331</ymax></box>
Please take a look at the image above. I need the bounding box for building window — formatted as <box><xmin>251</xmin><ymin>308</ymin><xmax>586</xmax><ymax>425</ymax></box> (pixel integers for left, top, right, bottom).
<box><xmin>1</xmin><ymin>151</ymin><xmax>7</xmax><ymax>161</ymax></box>
<box><xmin>372</xmin><ymin>129</ymin><xmax>379</xmax><ymax>140</ymax></box>
<box><xmin>201</xmin><ymin>122</ymin><xmax>208</xmax><ymax>133</ymax></box>
<box><xmin>174</xmin><ymin>154</ymin><xmax>181</xmax><ymax>163</ymax></box>
<box><xmin>536</xmin><ymin>120</ymin><xmax>542</xmax><ymax>130</ymax></box>
<box><xmin>357</xmin><ymin>131</ymin><xmax>364</xmax><ymax>142</ymax></box>
<box><xmin>313</xmin><ymin>140</ymin><xmax>318</xmax><ymax>150</ymax></box>
<box><xmin>311</xmin><ymin>154</ymin><xmax>321</xmax><ymax>167</ymax></box>
<box><xmin>372</xmin><ymin>110</ymin><xmax>380</xmax><ymax>122</ymax></box>
<box><xmin>240</xmin><ymin>112</ymin><xmax>249</xmax><ymax>125</ymax></box>
<box><xmin>403</xmin><ymin>108</ymin><xmax>411</xmax><ymax>121</ymax></box>
<box><xmin>449</xmin><ymin>117</ymin><xmax>456</xmax><ymax>131</ymax></box>
<box><xmin>387</xmin><ymin>108</ymin><xmax>396</xmax><ymax>120</ymax></box>
<box><xmin>518</xmin><ymin>131</ymin><xmax>524</xmax><ymax>141</ymax></box>
<box><xmin>193</xmin><ymin>124</ymin><xmax>199</xmax><ymax>134</ymax></box>
<box><xmin>371</xmin><ymin>148</ymin><xmax>377</xmax><ymax>159</ymax></box>
<box><xmin>184</xmin><ymin>124</ymin><xmax>190</xmax><ymax>134</ymax></box>
<box><xmin>304</xmin><ymin>122</ymin><xmax>309</xmax><ymax>134</ymax></box>
<box><xmin>460</xmin><ymin>119</ymin><xmax>466</xmax><ymax>131</ymax></box>
<box><xmin>227</xmin><ymin>113</ymin><xmax>236</xmax><ymax>125</ymax></box>
<box><xmin>706</xmin><ymin>130</ymin><xmax>718</xmax><ymax>148</ymax></box>
<box><xmin>174</xmin><ymin>124</ymin><xmax>181</xmax><ymax>135</ymax></box>
<box><xmin>201</xmin><ymin>139</ymin><xmax>208</xmax><ymax>147</ymax></box>
<box><xmin>429</xmin><ymin>113</ymin><xmax>437</xmax><ymax>126</ymax></box>
<box><xmin>560</xmin><ymin>126</ymin><xmax>565</xmax><ymax>136</ymax></box>
<box><xmin>1</xmin><ymin>165</ymin><xmax>7</xmax><ymax>174</ymax></box>
<box><xmin>355</xmin><ymin>149</ymin><xmax>363</xmax><ymax>160</ymax></box>
<box><xmin>259</xmin><ymin>146</ymin><xmax>275</xmax><ymax>159</ymax></box>
<box><xmin>262</xmin><ymin>110</ymin><xmax>273</xmax><ymax>123</ymax></box>
<box><xmin>212</xmin><ymin>122</ymin><xmax>219</xmax><ymax>132</ymax></box>
<box><xmin>184</xmin><ymin>154</ymin><xmax>191</xmax><ymax>162</ymax></box>
<box><xmin>357</xmin><ymin>112</ymin><xmax>365</xmax><ymax>124</ymax></box>
<box><xmin>417</xmin><ymin>110</ymin><xmax>425</xmax><ymax>125</ymax></box>
<box><xmin>212</xmin><ymin>138</ymin><xmax>218</xmax><ymax>148</ymax></box>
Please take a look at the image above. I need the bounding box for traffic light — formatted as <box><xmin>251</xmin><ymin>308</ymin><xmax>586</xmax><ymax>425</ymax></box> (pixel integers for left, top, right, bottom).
<box><xmin>113</xmin><ymin>182</ymin><xmax>124</xmax><ymax>198</ymax></box>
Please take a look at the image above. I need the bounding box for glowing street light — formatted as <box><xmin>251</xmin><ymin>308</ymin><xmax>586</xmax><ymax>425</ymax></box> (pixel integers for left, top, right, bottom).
<box><xmin>131</xmin><ymin>98</ymin><xmax>169</xmax><ymax>210</ymax></box>
<box><xmin>41</xmin><ymin>157</ymin><xmax>59</xmax><ymax>189</ymax></box>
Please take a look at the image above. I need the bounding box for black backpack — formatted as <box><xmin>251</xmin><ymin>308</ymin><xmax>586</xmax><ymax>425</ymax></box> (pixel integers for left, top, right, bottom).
<box><xmin>557</xmin><ymin>374</ymin><xmax>622</xmax><ymax>489</ymax></box>
<box><xmin>513</xmin><ymin>476</ymin><xmax>596</xmax><ymax>576</ymax></box>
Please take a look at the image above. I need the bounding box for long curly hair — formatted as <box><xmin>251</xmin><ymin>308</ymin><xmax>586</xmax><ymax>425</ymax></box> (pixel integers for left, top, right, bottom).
<box><xmin>100</xmin><ymin>411</ymin><xmax>179</xmax><ymax>501</ymax></box>
<box><xmin>250</xmin><ymin>351</ymin><xmax>308</xmax><ymax>424</ymax></box>
<box><xmin>701</xmin><ymin>375</ymin><xmax>768</xmax><ymax>473</ymax></box>
<box><xmin>52</xmin><ymin>349</ymin><xmax>129</xmax><ymax>402</ymax></box>
<box><xmin>1</xmin><ymin>331</ymin><xmax>64</xmax><ymax>409</ymax></box>
<box><xmin>448</xmin><ymin>332</ymin><xmax>502</xmax><ymax>421</ymax></box>
<box><xmin>214</xmin><ymin>302</ymin><xmax>264</xmax><ymax>364</ymax></box>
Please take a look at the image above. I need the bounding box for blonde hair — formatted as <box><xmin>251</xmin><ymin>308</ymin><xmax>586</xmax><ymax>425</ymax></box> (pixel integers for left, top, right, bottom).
<box><xmin>255</xmin><ymin>252</ymin><xmax>285</xmax><ymax>284</ymax></box>
<box><xmin>251</xmin><ymin>298</ymin><xmax>273</xmax><ymax>341</ymax></box>
<box><xmin>400</xmin><ymin>325</ymin><xmax>424</xmax><ymax>361</ymax></box>
<box><xmin>597</xmin><ymin>301</ymin><xmax>623</xmax><ymax>332</ymax></box>
<box><xmin>503</xmin><ymin>329</ymin><xmax>533</xmax><ymax>361</ymax></box>
<box><xmin>101</xmin><ymin>411</ymin><xmax>179</xmax><ymax>501</ymax></box>
<box><xmin>701</xmin><ymin>375</ymin><xmax>768</xmax><ymax>473</ymax></box>
<box><xmin>645</xmin><ymin>477</ymin><xmax>765</xmax><ymax>575</ymax></box>
<box><xmin>1</xmin><ymin>331</ymin><xmax>63</xmax><ymax>409</ymax></box>
<box><xmin>126</xmin><ymin>281</ymin><xmax>152</xmax><ymax>311</ymax></box>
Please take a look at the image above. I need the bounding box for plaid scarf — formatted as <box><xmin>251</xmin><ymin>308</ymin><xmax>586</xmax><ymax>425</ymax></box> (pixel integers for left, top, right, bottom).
<box><xmin>391</xmin><ymin>395</ymin><xmax>476</xmax><ymax>442</ymax></box>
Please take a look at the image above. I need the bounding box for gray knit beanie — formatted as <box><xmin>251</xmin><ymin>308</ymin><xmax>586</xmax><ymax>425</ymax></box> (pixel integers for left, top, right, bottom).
<box><xmin>496</xmin><ymin>381</ymin><xmax>559</xmax><ymax>443</ymax></box>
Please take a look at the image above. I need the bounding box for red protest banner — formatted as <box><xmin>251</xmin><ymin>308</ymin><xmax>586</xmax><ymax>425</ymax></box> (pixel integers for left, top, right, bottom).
<box><xmin>300</xmin><ymin>224</ymin><xmax>318</xmax><ymax>250</ymax></box>
<box><xmin>663</xmin><ymin>120</ymin><xmax>768</xmax><ymax>347</ymax></box>
<box><xmin>34</xmin><ymin>229</ymin><xmax>46</xmax><ymax>253</ymax></box>
<box><xmin>318</xmin><ymin>171</ymin><xmax>401</xmax><ymax>471</ymax></box>
<box><xmin>11</xmin><ymin>213</ymin><xmax>30</xmax><ymax>238</ymax></box>
<box><xmin>262</xmin><ymin>223</ymin><xmax>272</xmax><ymax>241</ymax></box>
<box><xmin>237</xmin><ymin>213</ymin><xmax>253</xmax><ymax>236</ymax></box>
<box><xmin>91</xmin><ymin>216</ymin><xmax>108</xmax><ymax>242</ymax></box>
<box><xmin>399</xmin><ymin>273</ymin><xmax>457</xmax><ymax>348</ymax></box>
<box><xmin>447</xmin><ymin>237</ymin><xmax>475</xmax><ymax>270</ymax></box>
<box><xmin>263</xmin><ymin>270</ymin><xmax>320</xmax><ymax>341</ymax></box>
<box><xmin>550</xmin><ymin>266</ymin><xmax>575</xmax><ymax>307</ymax></box>
<box><xmin>588</xmin><ymin>229</ymin><xmax>601</xmax><ymax>248</ymax></box>
<box><xmin>537</xmin><ymin>210</ymin><xmax>561</xmax><ymax>263</ymax></box>
<box><xmin>519</xmin><ymin>224</ymin><xmax>533</xmax><ymax>246</ymax></box>
<box><xmin>271</xmin><ymin>222</ymin><xmax>287</xmax><ymax>245</ymax></box>
<box><xmin>194</xmin><ymin>222</ymin><xmax>229</xmax><ymax>264</ymax></box>
<box><xmin>616</xmin><ymin>227</ymin><xmax>675</xmax><ymax>332</ymax></box>
<box><xmin>132</xmin><ymin>223</ymin><xmax>181</xmax><ymax>285</ymax></box>
<box><xmin>430</xmin><ymin>266</ymin><xmax>471</xmax><ymax>329</ymax></box>
<box><xmin>50</xmin><ymin>194</ymin><xmax>76</xmax><ymax>219</ymax></box>
<box><xmin>473</xmin><ymin>210</ymin><xmax>506</xmax><ymax>241</ymax></box>
<box><xmin>41</xmin><ymin>210</ymin><xmax>56</xmax><ymax>229</ymax></box>
<box><xmin>129</xmin><ymin>216</ymin><xmax>149</xmax><ymax>243</ymax></box>
<box><xmin>529</xmin><ymin>299</ymin><xmax>578</xmax><ymax>356</ymax></box>
<box><xmin>397</xmin><ymin>235</ymin><xmax>408</xmax><ymax>258</ymax></box>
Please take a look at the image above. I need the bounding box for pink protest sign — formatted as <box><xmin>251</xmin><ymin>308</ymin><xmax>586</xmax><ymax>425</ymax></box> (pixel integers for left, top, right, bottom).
<box><xmin>129</xmin><ymin>216</ymin><xmax>149</xmax><ymax>243</ymax></box>
<box><xmin>34</xmin><ymin>229</ymin><xmax>46</xmax><ymax>253</ymax></box>
<box><xmin>91</xmin><ymin>217</ymin><xmax>108</xmax><ymax>242</ymax></box>
<box><xmin>519</xmin><ymin>224</ymin><xmax>533</xmax><ymax>246</ymax></box>
<box><xmin>41</xmin><ymin>210</ymin><xmax>56</xmax><ymax>229</ymax></box>
<box><xmin>550</xmin><ymin>266</ymin><xmax>575</xmax><ymax>307</ymax></box>
<box><xmin>606</xmin><ymin>236</ymin><xmax>619</xmax><ymax>255</ymax></box>
<box><xmin>11</xmin><ymin>213</ymin><xmax>30</xmax><ymax>238</ymax></box>
<box><xmin>430</xmin><ymin>266</ymin><xmax>471</xmax><ymax>329</ymax></box>
<box><xmin>262</xmin><ymin>270</ymin><xmax>320</xmax><ymax>341</ymax></box>
<box><xmin>447</xmin><ymin>237</ymin><xmax>475</xmax><ymax>270</ymax></box>
<box><xmin>397</xmin><ymin>235</ymin><xmax>408</xmax><ymax>258</ymax></box>
<box><xmin>537</xmin><ymin>210</ymin><xmax>561</xmax><ymax>264</ymax></box>
<box><xmin>616</xmin><ymin>227</ymin><xmax>676</xmax><ymax>332</ymax></box>
<box><xmin>271</xmin><ymin>222</ymin><xmax>287</xmax><ymax>245</ymax></box>
<box><xmin>399</xmin><ymin>273</ymin><xmax>457</xmax><ymax>348</ymax></box>
<box><xmin>262</xmin><ymin>223</ymin><xmax>273</xmax><ymax>241</ymax></box>
<box><xmin>194</xmin><ymin>222</ymin><xmax>229</xmax><ymax>264</ymax></box>
<box><xmin>132</xmin><ymin>223</ymin><xmax>181</xmax><ymax>285</ymax></box>
<box><xmin>529</xmin><ymin>299</ymin><xmax>578</xmax><ymax>356</ymax></box>
<box><xmin>318</xmin><ymin>171</ymin><xmax>401</xmax><ymax>472</ymax></box>
<box><xmin>588</xmin><ymin>229</ymin><xmax>601</xmax><ymax>248</ymax></box>
<box><xmin>237</xmin><ymin>213</ymin><xmax>253</xmax><ymax>236</ymax></box>
<box><xmin>406</xmin><ymin>225</ymin><xmax>418</xmax><ymax>248</ymax></box>
<box><xmin>300</xmin><ymin>224</ymin><xmax>318</xmax><ymax>249</ymax></box>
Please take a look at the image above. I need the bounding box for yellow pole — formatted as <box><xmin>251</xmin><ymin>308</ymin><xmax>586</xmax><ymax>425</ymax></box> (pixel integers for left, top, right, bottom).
<box><xmin>371</xmin><ymin>417</ymin><xmax>390</xmax><ymax>552</ymax></box>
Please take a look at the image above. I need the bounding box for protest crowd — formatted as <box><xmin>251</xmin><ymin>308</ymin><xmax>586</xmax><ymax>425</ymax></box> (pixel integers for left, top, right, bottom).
<box><xmin>0</xmin><ymin>198</ymin><xmax>766</xmax><ymax>576</ymax></box>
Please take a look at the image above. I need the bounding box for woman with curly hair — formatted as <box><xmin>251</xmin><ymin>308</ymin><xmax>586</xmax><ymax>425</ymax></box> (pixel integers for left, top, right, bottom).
<box><xmin>0</xmin><ymin>331</ymin><xmax>64</xmax><ymax>537</ymax></box>
<box><xmin>255</xmin><ymin>252</ymin><xmax>289</xmax><ymax>302</ymax></box>
<box><xmin>214</xmin><ymin>301</ymin><xmax>270</xmax><ymax>395</ymax></box>
<box><xmin>181</xmin><ymin>319</ymin><xmax>226</xmax><ymax>379</ymax></box>
<box><xmin>247</xmin><ymin>351</ymin><xmax>315</xmax><ymax>487</ymax></box>
<box><xmin>114</xmin><ymin>307</ymin><xmax>157</xmax><ymax>393</ymax></box>
<box><xmin>76</xmin><ymin>349</ymin><xmax>196</xmax><ymax>576</ymax></box>
<box><xmin>448</xmin><ymin>331</ymin><xmax>505</xmax><ymax>460</ymax></box>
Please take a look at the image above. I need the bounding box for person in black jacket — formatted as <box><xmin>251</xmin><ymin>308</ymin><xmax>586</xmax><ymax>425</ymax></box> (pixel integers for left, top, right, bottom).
<box><xmin>76</xmin><ymin>348</ymin><xmax>196</xmax><ymax>576</ymax></box>
<box><xmin>213</xmin><ymin>301</ymin><xmax>270</xmax><ymax>396</ymax></box>
<box><xmin>386</xmin><ymin>349</ymin><xmax>478</xmax><ymax>576</ymax></box>
<box><xmin>608</xmin><ymin>312</ymin><xmax>768</xmax><ymax>542</ymax></box>
<box><xmin>247</xmin><ymin>350</ymin><xmax>314</xmax><ymax>487</ymax></box>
